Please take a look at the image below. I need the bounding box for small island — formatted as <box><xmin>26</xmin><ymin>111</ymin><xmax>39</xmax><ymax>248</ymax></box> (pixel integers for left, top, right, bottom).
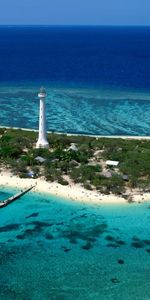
<box><xmin>0</xmin><ymin>127</ymin><xmax>150</xmax><ymax>204</ymax></box>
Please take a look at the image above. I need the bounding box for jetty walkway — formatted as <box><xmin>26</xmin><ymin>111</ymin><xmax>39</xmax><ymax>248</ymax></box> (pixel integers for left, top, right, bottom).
<box><xmin>0</xmin><ymin>185</ymin><xmax>36</xmax><ymax>208</ymax></box>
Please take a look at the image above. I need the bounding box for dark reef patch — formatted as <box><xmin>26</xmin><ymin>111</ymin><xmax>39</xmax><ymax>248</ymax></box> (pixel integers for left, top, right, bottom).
<box><xmin>146</xmin><ymin>249</ymin><xmax>150</xmax><ymax>253</ymax></box>
<box><xmin>0</xmin><ymin>224</ymin><xmax>20</xmax><ymax>233</ymax></box>
<box><xmin>131</xmin><ymin>237</ymin><xmax>150</xmax><ymax>249</ymax></box>
<box><xmin>118</xmin><ymin>259</ymin><xmax>124</xmax><ymax>264</ymax></box>
<box><xmin>92</xmin><ymin>224</ymin><xmax>108</xmax><ymax>236</ymax></box>
<box><xmin>61</xmin><ymin>246</ymin><xmax>71</xmax><ymax>253</ymax></box>
<box><xmin>131</xmin><ymin>241</ymin><xmax>144</xmax><ymax>248</ymax></box>
<box><xmin>28</xmin><ymin>221</ymin><xmax>53</xmax><ymax>228</ymax></box>
<box><xmin>105</xmin><ymin>235</ymin><xmax>114</xmax><ymax>242</ymax></box>
<box><xmin>27</xmin><ymin>221</ymin><xmax>54</xmax><ymax>235</ymax></box>
<box><xmin>105</xmin><ymin>235</ymin><xmax>126</xmax><ymax>247</ymax></box>
<box><xmin>80</xmin><ymin>214</ymin><xmax>88</xmax><ymax>218</ymax></box>
<box><xmin>116</xmin><ymin>240</ymin><xmax>126</xmax><ymax>246</ymax></box>
<box><xmin>64</xmin><ymin>248</ymin><xmax>71</xmax><ymax>253</ymax></box>
<box><xmin>45</xmin><ymin>233</ymin><xmax>54</xmax><ymax>240</ymax></box>
<box><xmin>15</xmin><ymin>220</ymin><xmax>56</xmax><ymax>240</ymax></box>
<box><xmin>16</xmin><ymin>228</ymin><xmax>36</xmax><ymax>240</ymax></box>
<box><xmin>62</xmin><ymin>222</ymin><xmax>108</xmax><ymax>246</ymax></box>
<box><xmin>25</xmin><ymin>212</ymin><xmax>39</xmax><ymax>219</ymax></box>
<box><xmin>16</xmin><ymin>234</ymin><xmax>25</xmax><ymax>240</ymax></box>
<box><xmin>143</xmin><ymin>240</ymin><xmax>150</xmax><ymax>246</ymax></box>
<box><xmin>82</xmin><ymin>242</ymin><xmax>93</xmax><ymax>250</ymax></box>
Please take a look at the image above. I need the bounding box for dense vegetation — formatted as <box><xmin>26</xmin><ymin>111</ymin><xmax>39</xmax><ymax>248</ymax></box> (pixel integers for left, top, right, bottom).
<box><xmin>0</xmin><ymin>128</ymin><xmax>150</xmax><ymax>197</ymax></box>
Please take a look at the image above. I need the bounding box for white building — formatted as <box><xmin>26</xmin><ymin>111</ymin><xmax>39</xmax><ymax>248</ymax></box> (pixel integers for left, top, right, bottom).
<box><xmin>36</xmin><ymin>87</ymin><xmax>49</xmax><ymax>148</ymax></box>
<box><xmin>106</xmin><ymin>160</ymin><xmax>119</xmax><ymax>167</ymax></box>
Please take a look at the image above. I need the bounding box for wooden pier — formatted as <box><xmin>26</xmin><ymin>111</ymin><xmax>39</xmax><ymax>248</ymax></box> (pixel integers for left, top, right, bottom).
<box><xmin>0</xmin><ymin>185</ymin><xmax>36</xmax><ymax>208</ymax></box>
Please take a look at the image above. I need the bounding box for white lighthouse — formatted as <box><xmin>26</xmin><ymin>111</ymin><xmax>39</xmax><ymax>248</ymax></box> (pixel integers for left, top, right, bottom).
<box><xmin>36</xmin><ymin>87</ymin><xmax>49</xmax><ymax>149</ymax></box>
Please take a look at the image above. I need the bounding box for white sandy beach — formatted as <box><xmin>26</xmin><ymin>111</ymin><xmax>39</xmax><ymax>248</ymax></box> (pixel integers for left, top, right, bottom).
<box><xmin>0</xmin><ymin>171</ymin><xmax>150</xmax><ymax>205</ymax></box>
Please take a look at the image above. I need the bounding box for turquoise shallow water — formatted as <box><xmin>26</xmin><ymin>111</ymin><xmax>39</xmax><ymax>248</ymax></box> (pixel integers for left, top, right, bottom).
<box><xmin>0</xmin><ymin>85</ymin><xmax>150</xmax><ymax>136</ymax></box>
<box><xmin>0</xmin><ymin>187</ymin><xmax>150</xmax><ymax>299</ymax></box>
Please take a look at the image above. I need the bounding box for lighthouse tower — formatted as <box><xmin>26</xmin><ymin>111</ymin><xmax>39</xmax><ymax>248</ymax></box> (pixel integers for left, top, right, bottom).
<box><xmin>36</xmin><ymin>87</ymin><xmax>49</xmax><ymax>149</ymax></box>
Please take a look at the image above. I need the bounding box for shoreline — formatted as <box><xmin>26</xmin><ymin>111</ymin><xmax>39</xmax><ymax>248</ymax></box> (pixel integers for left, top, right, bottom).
<box><xmin>0</xmin><ymin>172</ymin><xmax>150</xmax><ymax>205</ymax></box>
<box><xmin>1</xmin><ymin>126</ymin><xmax>150</xmax><ymax>140</ymax></box>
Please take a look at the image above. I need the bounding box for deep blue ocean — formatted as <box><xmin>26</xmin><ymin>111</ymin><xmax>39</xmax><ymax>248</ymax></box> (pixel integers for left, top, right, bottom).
<box><xmin>0</xmin><ymin>26</ymin><xmax>150</xmax><ymax>135</ymax></box>
<box><xmin>0</xmin><ymin>26</ymin><xmax>150</xmax><ymax>89</ymax></box>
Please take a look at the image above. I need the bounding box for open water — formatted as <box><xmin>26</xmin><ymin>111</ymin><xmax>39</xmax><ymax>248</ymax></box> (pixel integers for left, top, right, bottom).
<box><xmin>0</xmin><ymin>26</ymin><xmax>150</xmax><ymax>135</ymax></box>
<box><xmin>0</xmin><ymin>188</ymin><xmax>150</xmax><ymax>299</ymax></box>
